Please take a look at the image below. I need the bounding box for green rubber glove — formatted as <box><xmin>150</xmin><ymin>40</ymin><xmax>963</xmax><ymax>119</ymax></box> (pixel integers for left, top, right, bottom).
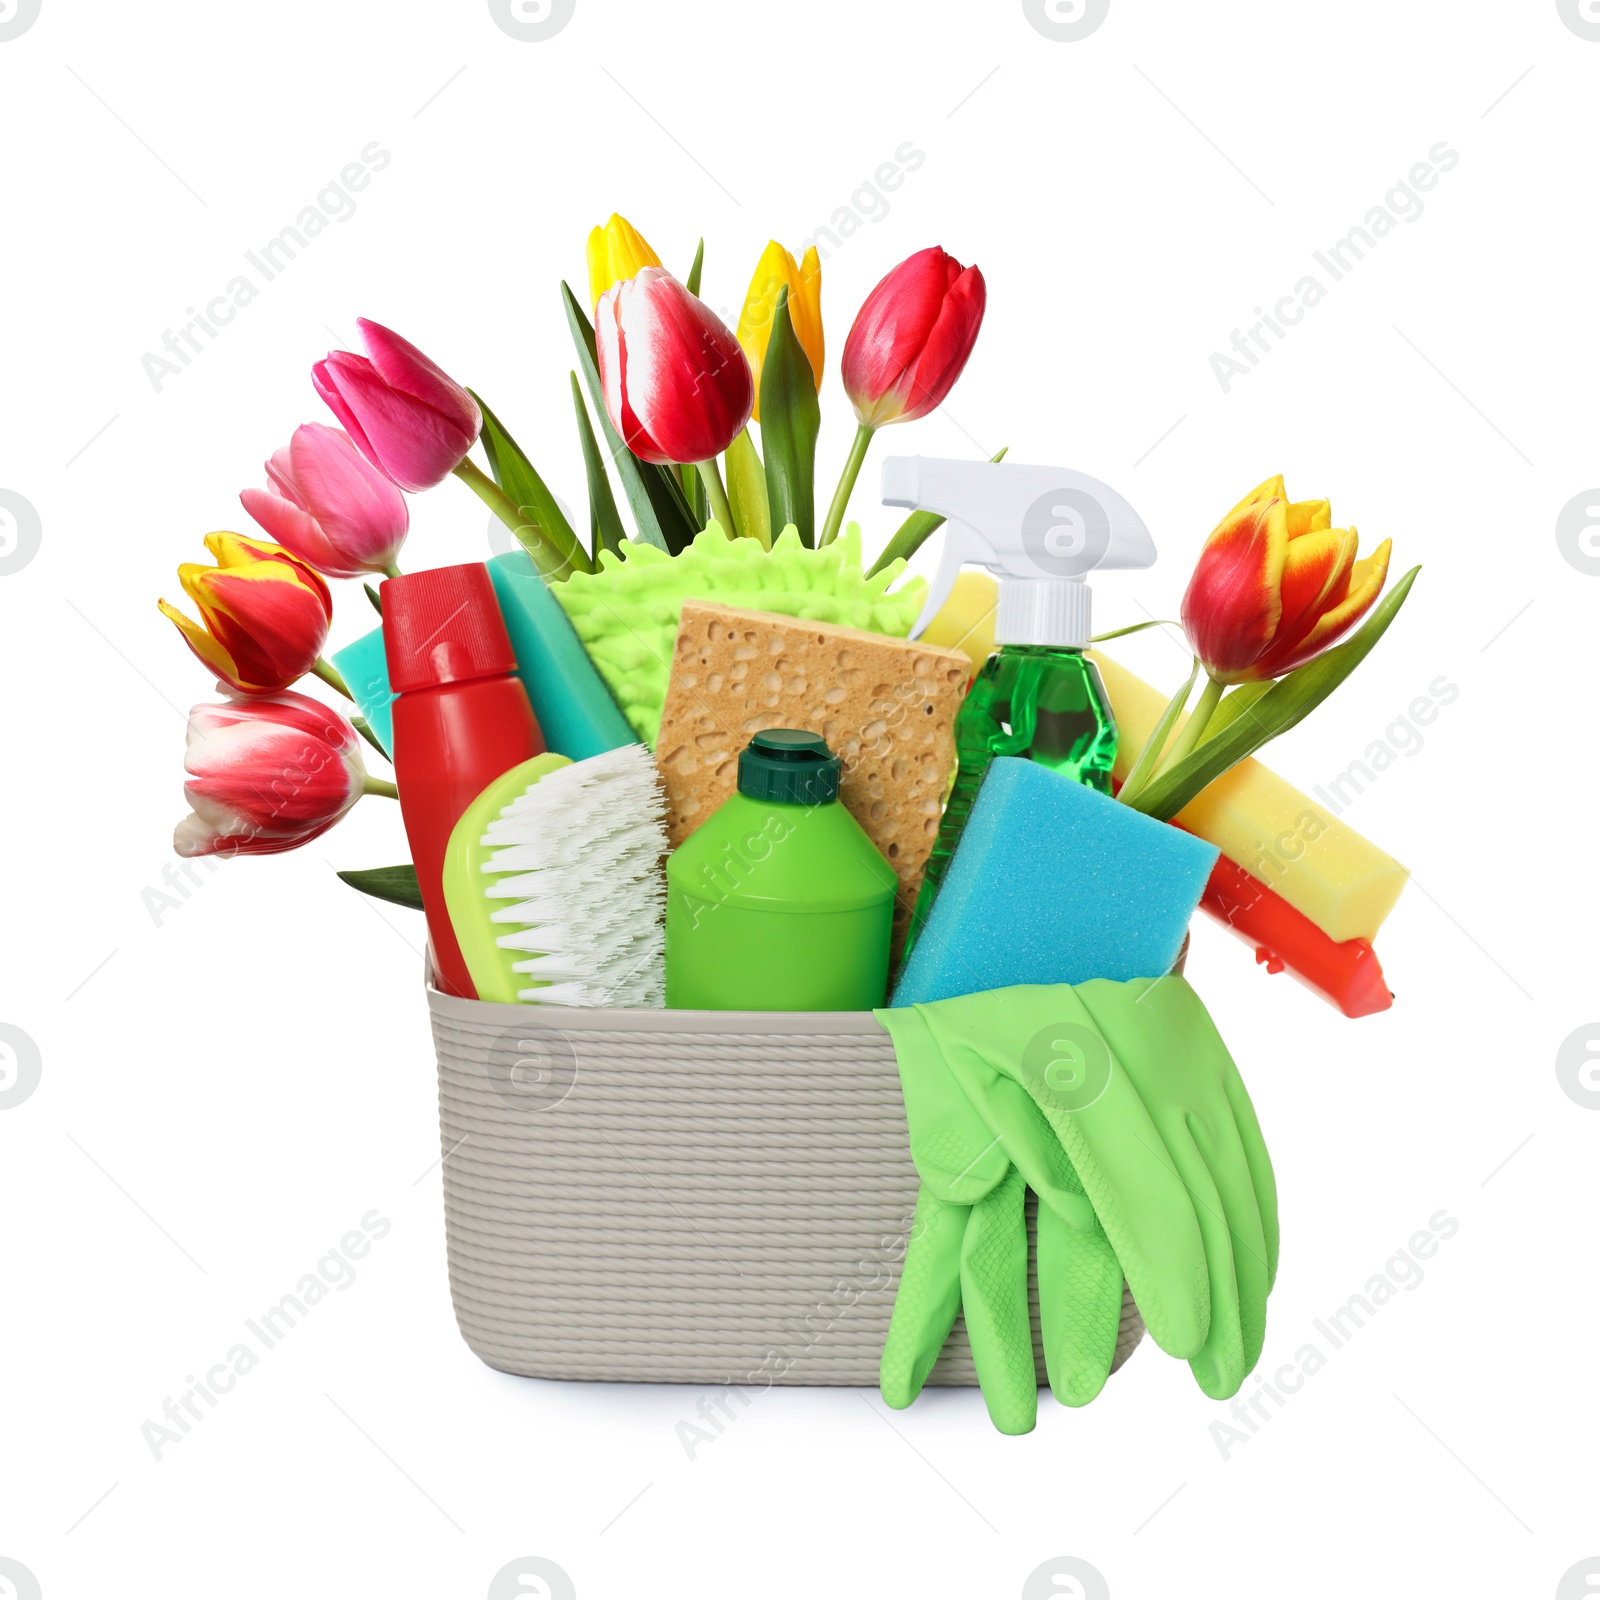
<box><xmin>879</xmin><ymin>976</ymin><xmax>1279</xmax><ymax>1414</ymax></box>
<box><xmin>877</xmin><ymin>1007</ymin><xmax>1129</xmax><ymax>1433</ymax></box>
<box><xmin>1070</xmin><ymin>975</ymin><xmax>1279</xmax><ymax>1391</ymax></box>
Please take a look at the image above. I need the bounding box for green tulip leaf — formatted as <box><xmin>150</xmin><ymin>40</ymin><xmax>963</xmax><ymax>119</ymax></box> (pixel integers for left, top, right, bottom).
<box><xmin>568</xmin><ymin>372</ymin><xmax>627</xmax><ymax>559</ymax></box>
<box><xmin>336</xmin><ymin>864</ymin><xmax>423</xmax><ymax>911</ymax></box>
<box><xmin>759</xmin><ymin>288</ymin><xmax>821</xmax><ymax>547</ymax></box>
<box><xmin>685</xmin><ymin>237</ymin><xmax>705</xmax><ymax>297</ymax></box>
<box><xmin>1088</xmin><ymin>617</ymin><xmax>1178</xmax><ymax>643</ymax></box>
<box><xmin>866</xmin><ymin>446</ymin><xmax>1008</xmax><ymax>576</ymax></box>
<box><xmin>1125</xmin><ymin>565</ymin><xmax>1420</xmax><ymax>821</ymax></box>
<box><xmin>469</xmin><ymin>390</ymin><xmax>592</xmax><ymax>579</ymax></box>
<box><xmin>363</xmin><ymin>582</ymin><xmax>383</xmax><ymax>616</ymax></box>
<box><xmin>725</xmin><ymin>427</ymin><xmax>771</xmax><ymax>548</ymax></box>
<box><xmin>560</xmin><ymin>280</ymin><xmax>700</xmax><ymax>555</ymax></box>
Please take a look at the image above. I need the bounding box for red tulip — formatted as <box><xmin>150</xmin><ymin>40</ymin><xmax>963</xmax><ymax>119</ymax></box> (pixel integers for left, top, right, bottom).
<box><xmin>159</xmin><ymin>534</ymin><xmax>333</xmax><ymax>695</ymax></box>
<box><xmin>312</xmin><ymin>319</ymin><xmax>480</xmax><ymax>492</ymax></box>
<box><xmin>1181</xmin><ymin>477</ymin><xmax>1393</xmax><ymax>684</ymax></box>
<box><xmin>241</xmin><ymin>424</ymin><xmax>409</xmax><ymax>579</ymax></box>
<box><xmin>840</xmin><ymin>246</ymin><xmax>986</xmax><ymax>428</ymax></box>
<box><xmin>595</xmin><ymin>268</ymin><xmax>754</xmax><ymax>465</ymax></box>
<box><xmin>174</xmin><ymin>688</ymin><xmax>368</xmax><ymax>858</ymax></box>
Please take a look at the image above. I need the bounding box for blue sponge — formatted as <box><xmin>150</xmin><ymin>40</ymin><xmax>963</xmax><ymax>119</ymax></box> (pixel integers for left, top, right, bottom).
<box><xmin>892</xmin><ymin>757</ymin><xmax>1219</xmax><ymax>1005</ymax></box>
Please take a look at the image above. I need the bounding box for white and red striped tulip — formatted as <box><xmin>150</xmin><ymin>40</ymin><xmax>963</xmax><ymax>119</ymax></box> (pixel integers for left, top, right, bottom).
<box><xmin>595</xmin><ymin>267</ymin><xmax>754</xmax><ymax>466</ymax></box>
<box><xmin>174</xmin><ymin>688</ymin><xmax>373</xmax><ymax>858</ymax></box>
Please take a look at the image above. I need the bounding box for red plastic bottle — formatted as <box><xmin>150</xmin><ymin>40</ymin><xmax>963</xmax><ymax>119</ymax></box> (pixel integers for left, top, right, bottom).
<box><xmin>383</xmin><ymin>563</ymin><xmax>543</xmax><ymax>998</ymax></box>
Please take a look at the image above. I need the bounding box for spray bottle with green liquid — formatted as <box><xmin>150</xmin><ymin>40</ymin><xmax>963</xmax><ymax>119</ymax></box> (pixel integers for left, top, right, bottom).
<box><xmin>881</xmin><ymin>456</ymin><xmax>1157</xmax><ymax>962</ymax></box>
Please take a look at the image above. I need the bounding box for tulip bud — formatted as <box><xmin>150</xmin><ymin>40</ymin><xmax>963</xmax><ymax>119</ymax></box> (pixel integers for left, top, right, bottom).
<box><xmin>587</xmin><ymin>213</ymin><xmax>663</xmax><ymax>313</ymax></box>
<box><xmin>174</xmin><ymin>688</ymin><xmax>367</xmax><ymax>858</ymax></box>
<box><xmin>312</xmin><ymin>319</ymin><xmax>481</xmax><ymax>492</ymax></box>
<box><xmin>241</xmin><ymin>423</ymin><xmax>409</xmax><ymax>579</ymax></box>
<box><xmin>840</xmin><ymin>246</ymin><xmax>986</xmax><ymax>428</ymax></box>
<box><xmin>1181</xmin><ymin>476</ymin><xmax>1393</xmax><ymax>684</ymax></box>
<box><xmin>736</xmin><ymin>242</ymin><xmax>823</xmax><ymax>422</ymax></box>
<box><xmin>595</xmin><ymin>268</ymin><xmax>754</xmax><ymax>466</ymax></box>
<box><xmin>159</xmin><ymin>533</ymin><xmax>333</xmax><ymax>694</ymax></box>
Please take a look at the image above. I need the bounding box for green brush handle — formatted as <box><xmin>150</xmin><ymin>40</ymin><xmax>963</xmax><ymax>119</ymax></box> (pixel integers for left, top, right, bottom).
<box><xmin>441</xmin><ymin>753</ymin><xmax>573</xmax><ymax>1004</ymax></box>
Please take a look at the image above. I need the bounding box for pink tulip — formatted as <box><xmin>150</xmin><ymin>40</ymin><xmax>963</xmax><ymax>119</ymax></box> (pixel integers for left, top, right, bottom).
<box><xmin>595</xmin><ymin>268</ymin><xmax>754</xmax><ymax>465</ymax></box>
<box><xmin>312</xmin><ymin>318</ymin><xmax>481</xmax><ymax>492</ymax></box>
<box><xmin>840</xmin><ymin>246</ymin><xmax>986</xmax><ymax>428</ymax></box>
<box><xmin>174</xmin><ymin>688</ymin><xmax>369</xmax><ymax>858</ymax></box>
<box><xmin>241</xmin><ymin>424</ymin><xmax>409</xmax><ymax>579</ymax></box>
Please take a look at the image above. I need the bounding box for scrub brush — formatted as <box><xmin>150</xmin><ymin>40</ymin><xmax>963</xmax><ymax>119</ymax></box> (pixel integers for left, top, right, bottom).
<box><xmin>441</xmin><ymin>744</ymin><xmax>669</xmax><ymax>1006</ymax></box>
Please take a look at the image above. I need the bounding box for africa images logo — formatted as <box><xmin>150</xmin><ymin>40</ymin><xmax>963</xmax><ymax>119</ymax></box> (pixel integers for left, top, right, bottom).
<box><xmin>488</xmin><ymin>0</ymin><xmax>575</xmax><ymax>41</ymax></box>
<box><xmin>0</xmin><ymin>0</ymin><xmax>41</xmax><ymax>42</ymax></box>
<box><xmin>1022</xmin><ymin>0</ymin><xmax>1109</xmax><ymax>43</ymax></box>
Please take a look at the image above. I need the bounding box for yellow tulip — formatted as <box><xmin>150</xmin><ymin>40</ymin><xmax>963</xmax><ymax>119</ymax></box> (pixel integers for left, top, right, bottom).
<box><xmin>735</xmin><ymin>241</ymin><xmax>823</xmax><ymax>421</ymax></box>
<box><xmin>586</xmin><ymin>213</ymin><xmax>662</xmax><ymax>312</ymax></box>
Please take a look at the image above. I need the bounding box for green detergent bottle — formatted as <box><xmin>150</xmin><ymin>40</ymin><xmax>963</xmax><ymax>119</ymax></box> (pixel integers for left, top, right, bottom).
<box><xmin>878</xmin><ymin>455</ymin><xmax>1158</xmax><ymax>963</ymax></box>
<box><xmin>665</xmin><ymin>729</ymin><xmax>897</xmax><ymax>1011</ymax></box>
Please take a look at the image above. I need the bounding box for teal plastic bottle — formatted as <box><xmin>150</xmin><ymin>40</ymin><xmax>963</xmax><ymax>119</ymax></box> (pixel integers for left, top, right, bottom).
<box><xmin>877</xmin><ymin>454</ymin><xmax>1158</xmax><ymax>964</ymax></box>
<box><xmin>665</xmin><ymin>730</ymin><xmax>897</xmax><ymax>1011</ymax></box>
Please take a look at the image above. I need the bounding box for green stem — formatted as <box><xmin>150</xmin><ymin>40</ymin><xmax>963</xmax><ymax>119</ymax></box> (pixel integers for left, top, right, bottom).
<box><xmin>1154</xmin><ymin>671</ymin><xmax>1225</xmax><ymax>778</ymax></box>
<box><xmin>312</xmin><ymin>656</ymin><xmax>352</xmax><ymax>698</ymax></box>
<box><xmin>453</xmin><ymin>457</ymin><xmax>591</xmax><ymax>578</ymax></box>
<box><xmin>362</xmin><ymin>776</ymin><xmax>399</xmax><ymax>800</ymax></box>
<box><xmin>695</xmin><ymin>457</ymin><xmax>737</xmax><ymax>539</ymax></box>
<box><xmin>818</xmin><ymin>423</ymin><xmax>874</xmax><ymax>547</ymax></box>
<box><xmin>382</xmin><ymin>562</ymin><xmax>402</xmax><ymax>580</ymax></box>
<box><xmin>1117</xmin><ymin>658</ymin><xmax>1199</xmax><ymax>807</ymax></box>
<box><xmin>453</xmin><ymin>457</ymin><xmax>526</xmax><ymax>535</ymax></box>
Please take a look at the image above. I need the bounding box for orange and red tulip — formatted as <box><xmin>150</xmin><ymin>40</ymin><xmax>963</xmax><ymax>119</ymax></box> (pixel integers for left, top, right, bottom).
<box><xmin>1180</xmin><ymin>476</ymin><xmax>1392</xmax><ymax>684</ymax></box>
<box><xmin>159</xmin><ymin>533</ymin><xmax>333</xmax><ymax>694</ymax></box>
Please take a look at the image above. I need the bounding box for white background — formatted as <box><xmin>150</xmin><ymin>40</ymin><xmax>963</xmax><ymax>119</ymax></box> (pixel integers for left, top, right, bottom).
<box><xmin>2</xmin><ymin>1</ymin><xmax>1597</xmax><ymax>1596</ymax></box>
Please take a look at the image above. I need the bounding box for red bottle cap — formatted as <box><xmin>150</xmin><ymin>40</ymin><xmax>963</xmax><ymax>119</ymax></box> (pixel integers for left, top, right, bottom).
<box><xmin>383</xmin><ymin>563</ymin><xmax>517</xmax><ymax>693</ymax></box>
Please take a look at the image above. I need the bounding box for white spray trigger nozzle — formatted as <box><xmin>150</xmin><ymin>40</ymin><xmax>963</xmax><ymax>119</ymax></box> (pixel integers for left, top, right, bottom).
<box><xmin>883</xmin><ymin>455</ymin><xmax>1156</xmax><ymax>648</ymax></box>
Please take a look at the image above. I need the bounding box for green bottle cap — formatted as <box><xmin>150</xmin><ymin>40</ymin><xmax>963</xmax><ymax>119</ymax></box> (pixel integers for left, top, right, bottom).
<box><xmin>736</xmin><ymin>728</ymin><xmax>842</xmax><ymax>806</ymax></box>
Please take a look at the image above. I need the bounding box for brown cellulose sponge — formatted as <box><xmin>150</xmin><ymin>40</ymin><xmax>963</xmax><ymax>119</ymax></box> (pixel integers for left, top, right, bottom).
<box><xmin>655</xmin><ymin>601</ymin><xmax>971</xmax><ymax>956</ymax></box>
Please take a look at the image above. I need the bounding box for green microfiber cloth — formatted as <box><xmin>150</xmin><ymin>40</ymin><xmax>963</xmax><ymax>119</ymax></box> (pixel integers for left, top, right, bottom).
<box><xmin>550</xmin><ymin>522</ymin><xmax>925</xmax><ymax>747</ymax></box>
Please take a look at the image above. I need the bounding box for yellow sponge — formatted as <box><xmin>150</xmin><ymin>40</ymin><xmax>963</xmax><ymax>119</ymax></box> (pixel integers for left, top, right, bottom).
<box><xmin>1089</xmin><ymin>650</ymin><xmax>1410</xmax><ymax>944</ymax></box>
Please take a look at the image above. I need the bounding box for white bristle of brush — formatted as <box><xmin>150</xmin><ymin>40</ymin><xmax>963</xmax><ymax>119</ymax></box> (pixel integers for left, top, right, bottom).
<box><xmin>478</xmin><ymin>743</ymin><xmax>668</xmax><ymax>1007</ymax></box>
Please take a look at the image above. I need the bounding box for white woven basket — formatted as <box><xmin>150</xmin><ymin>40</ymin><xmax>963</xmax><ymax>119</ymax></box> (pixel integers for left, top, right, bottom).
<box><xmin>428</xmin><ymin>991</ymin><xmax>1145</xmax><ymax>1387</ymax></box>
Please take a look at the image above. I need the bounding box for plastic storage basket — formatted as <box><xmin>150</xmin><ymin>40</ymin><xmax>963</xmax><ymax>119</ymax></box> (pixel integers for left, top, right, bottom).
<box><xmin>428</xmin><ymin>991</ymin><xmax>1146</xmax><ymax>1387</ymax></box>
